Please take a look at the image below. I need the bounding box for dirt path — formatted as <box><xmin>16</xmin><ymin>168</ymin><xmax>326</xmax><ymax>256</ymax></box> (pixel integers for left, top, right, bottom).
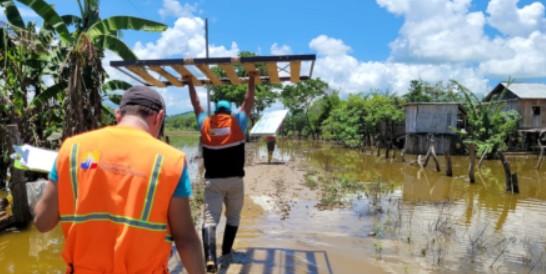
<box><xmin>170</xmin><ymin>142</ymin><xmax>388</xmax><ymax>274</ymax></box>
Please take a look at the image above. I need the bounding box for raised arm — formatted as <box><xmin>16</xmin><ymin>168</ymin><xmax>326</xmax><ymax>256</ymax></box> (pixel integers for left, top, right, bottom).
<box><xmin>185</xmin><ymin>76</ymin><xmax>204</xmax><ymax>116</ymax></box>
<box><xmin>240</xmin><ymin>71</ymin><xmax>258</xmax><ymax>116</ymax></box>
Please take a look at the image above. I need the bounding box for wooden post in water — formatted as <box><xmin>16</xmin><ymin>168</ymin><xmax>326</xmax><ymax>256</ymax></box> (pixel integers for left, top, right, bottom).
<box><xmin>417</xmin><ymin>155</ymin><xmax>424</xmax><ymax>169</ymax></box>
<box><xmin>536</xmin><ymin>138</ymin><xmax>545</xmax><ymax>169</ymax></box>
<box><xmin>497</xmin><ymin>151</ymin><xmax>519</xmax><ymax>193</ymax></box>
<box><xmin>511</xmin><ymin>173</ymin><xmax>519</xmax><ymax>193</ymax></box>
<box><xmin>445</xmin><ymin>150</ymin><xmax>453</xmax><ymax>177</ymax></box>
<box><xmin>468</xmin><ymin>144</ymin><xmax>476</xmax><ymax>184</ymax></box>
<box><xmin>423</xmin><ymin>135</ymin><xmax>441</xmax><ymax>172</ymax></box>
<box><xmin>4</xmin><ymin>124</ymin><xmax>31</xmax><ymax>229</ymax></box>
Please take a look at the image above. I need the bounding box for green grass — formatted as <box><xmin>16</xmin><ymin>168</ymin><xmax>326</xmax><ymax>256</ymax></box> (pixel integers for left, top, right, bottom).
<box><xmin>306</xmin><ymin>177</ymin><xmax>318</xmax><ymax>188</ymax></box>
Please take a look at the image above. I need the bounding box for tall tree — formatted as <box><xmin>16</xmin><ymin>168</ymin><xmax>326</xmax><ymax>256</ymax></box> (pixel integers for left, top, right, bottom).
<box><xmin>452</xmin><ymin>81</ymin><xmax>520</xmax><ymax>189</ymax></box>
<box><xmin>322</xmin><ymin>95</ymin><xmax>368</xmax><ymax>147</ymax></box>
<box><xmin>364</xmin><ymin>94</ymin><xmax>405</xmax><ymax>150</ymax></box>
<box><xmin>281</xmin><ymin>78</ymin><xmax>328</xmax><ymax>140</ymax></box>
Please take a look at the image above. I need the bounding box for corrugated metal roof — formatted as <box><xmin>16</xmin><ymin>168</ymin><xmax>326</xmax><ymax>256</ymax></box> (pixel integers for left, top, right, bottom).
<box><xmin>403</xmin><ymin>102</ymin><xmax>460</xmax><ymax>106</ymax></box>
<box><xmin>501</xmin><ymin>82</ymin><xmax>546</xmax><ymax>99</ymax></box>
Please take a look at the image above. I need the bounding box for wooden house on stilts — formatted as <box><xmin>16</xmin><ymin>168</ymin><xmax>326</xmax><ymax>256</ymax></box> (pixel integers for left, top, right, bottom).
<box><xmin>403</xmin><ymin>102</ymin><xmax>465</xmax><ymax>155</ymax></box>
<box><xmin>484</xmin><ymin>82</ymin><xmax>546</xmax><ymax>151</ymax></box>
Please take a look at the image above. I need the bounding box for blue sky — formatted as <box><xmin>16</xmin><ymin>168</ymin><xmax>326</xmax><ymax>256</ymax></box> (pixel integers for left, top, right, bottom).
<box><xmin>8</xmin><ymin>0</ymin><xmax>546</xmax><ymax>114</ymax></box>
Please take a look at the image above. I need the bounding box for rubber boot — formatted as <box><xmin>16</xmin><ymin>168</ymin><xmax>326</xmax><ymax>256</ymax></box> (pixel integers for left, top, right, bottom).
<box><xmin>222</xmin><ymin>225</ymin><xmax>239</xmax><ymax>256</ymax></box>
<box><xmin>268</xmin><ymin>152</ymin><xmax>272</xmax><ymax>164</ymax></box>
<box><xmin>202</xmin><ymin>226</ymin><xmax>218</xmax><ymax>273</ymax></box>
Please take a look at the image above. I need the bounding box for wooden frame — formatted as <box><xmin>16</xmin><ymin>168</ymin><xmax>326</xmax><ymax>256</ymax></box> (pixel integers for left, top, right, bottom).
<box><xmin>110</xmin><ymin>54</ymin><xmax>316</xmax><ymax>87</ymax></box>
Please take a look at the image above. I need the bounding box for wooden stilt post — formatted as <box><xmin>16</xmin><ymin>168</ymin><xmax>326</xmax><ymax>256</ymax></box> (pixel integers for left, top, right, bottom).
<box><xmin>468</xmin><ymin>144</ymin><xmax>476</xmax><ymax>184</ymax></box>
<box><xmin>430</xmin><ymin>144</ymin><xmax>440</xmax><ymax>172</ymax></box>
<box><xmin>536</xmin><ymin>138</ymin><xmax>545</xmax><ymax>170</ymax></box>
<box><xmin>423</xmin><ymin>135</ymin><xmax>440</xmax><ymax>172</ymax></box>
<box><xmin>498</xmin><ymin>151</ymin><xmax>518</xmax><ymax>193</ymax></box>
<box><xmin>445</xmin><ymin>150</ymin><xmax>453</xmax><ymax>177</ymax></box>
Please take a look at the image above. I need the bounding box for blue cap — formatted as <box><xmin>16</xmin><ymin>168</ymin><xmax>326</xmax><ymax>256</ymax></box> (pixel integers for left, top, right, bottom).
<box><xmin>215</xmin><ymin>100</ymin><xmax>231</xmax><ymax>113</ymax></box>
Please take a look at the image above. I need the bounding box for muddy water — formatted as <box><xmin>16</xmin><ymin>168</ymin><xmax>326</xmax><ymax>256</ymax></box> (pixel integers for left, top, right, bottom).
<box><xmin>241</xmin><ymin>141</ymin><xmax>546</xmax><ymax>274</ymax></box>
<box><xmin>4</xmin><ymin>137</ymin><xmax>546</xmax><ymax>273</ymax></box>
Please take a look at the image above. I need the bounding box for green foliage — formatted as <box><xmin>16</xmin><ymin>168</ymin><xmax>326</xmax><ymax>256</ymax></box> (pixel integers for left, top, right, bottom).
<box><xmin>307</xmin><ymin>90</ymin><xmax>341</xmax><ymax>137</ymax></box>
<box><xmin>12</xmin><ymin>0</ymin><xmax>167</xmax><ymax>138</ymax></box>
<box><xmin>403</xmin><ymin>79</ymin><xmax>463</xmax><ymax>103</ymax></box>
<box><xmin>322</xmin><ymin>95</ymin><xmax>367</xmax><ymax>147</ymax></box>
<box><xmin>321</xmin><ymin>93</ymin><xmax>404</xmax><ymax>147</ymax></box>
<box><xmin>281</xmin><ymin>78</ymin><xmax>328</xmax><ymax>139</ymax></box>
<box><xmin>364</xmin><ymin>94</ymin><xmax>405</xmax><ymax>130</ymax></box>
<box><xmin>452</xmin><ymin>81</ymin><xmax>520</xmax><ymax>155</ymax></box>
<box><xmin>165</xmin><ymin>112</ymin><xmax>197</xmax><ymax>131</ymax></box>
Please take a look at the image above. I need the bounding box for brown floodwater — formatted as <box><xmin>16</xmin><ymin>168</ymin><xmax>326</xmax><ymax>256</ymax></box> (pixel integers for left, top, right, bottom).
<box><xmin>236</xmin><ymin>141</ymin><xmax>546</xmax><ymax>273</ymax></box>
<box><xmin>3</xmin><ymin>138</ymin><xmax>546</xmax><ymax>273</ymax></box>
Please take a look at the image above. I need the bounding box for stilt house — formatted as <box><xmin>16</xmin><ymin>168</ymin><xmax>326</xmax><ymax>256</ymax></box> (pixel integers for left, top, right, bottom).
<box><xmin>484</xmin><ymin>82</ymin><xmax>546</xmax><ymax>151</ymax></box>
<box><xmin>403</xmin><ymin>102</ymin><xmax>465</xmax><ymax>155</ymax></box>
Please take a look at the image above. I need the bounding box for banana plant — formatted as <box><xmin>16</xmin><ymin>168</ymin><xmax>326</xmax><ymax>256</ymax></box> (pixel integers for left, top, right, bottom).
<box><xmin>8</xmin><ymin>0</ymin><xmax>167</xmax><ymax>138</ymax></box>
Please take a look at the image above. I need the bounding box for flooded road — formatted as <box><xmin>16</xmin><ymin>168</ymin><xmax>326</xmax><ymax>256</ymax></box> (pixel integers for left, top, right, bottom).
<box><xmin>3</xmin><ymin>136</ymin><xmax>546</xmax><ymax>273</ymax></box>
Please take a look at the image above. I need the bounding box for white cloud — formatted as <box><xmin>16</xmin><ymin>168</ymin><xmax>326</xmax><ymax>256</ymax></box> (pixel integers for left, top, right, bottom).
<box><xmin>309</xmin><ymin>35</ymin><xmax>351</xmax><ymax>57</ymax></box>
<box><xmin>479</xmin><ymin>31</ymin><xmax>546</xmax><ymax>78</ymax></box>
<box><xmin>159</xmin><ymin>0</ymin><xmax>197</xmax><ymax>19</ymax></box>
<box><xmin>309</xmin><ymin>35</ymin><xmax>488</xmax><ymax>95</ymax></box>
<box><xmin>270</xmin><ymin>43</ymin><xmax>292</xmax><ymax>55</ymax></box>
<box><xmin>487</xmin><ymin>0</ymin><xmax>546</xmax><ymax>37</ymax></box>
<box><xmin>132</xmin><ymin>16</ymin><xmax>239</xmax><ymax>60</ymax></box>
<box><xmin>370</xmin><ymin>0</ymin><xmax>546</xmax><ymax>85</ymax></box>
<box><xmin>378</xmin><ymin>0</ymin><xmax>509</xmax><ymax>63</ymax></box>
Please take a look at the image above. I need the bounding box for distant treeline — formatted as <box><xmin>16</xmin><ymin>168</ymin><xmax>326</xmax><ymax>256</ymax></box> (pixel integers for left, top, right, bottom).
<box><xmin>165</xmin><ymin>112</ymin><xmax>197</xmax><ymax>130</ymax></box>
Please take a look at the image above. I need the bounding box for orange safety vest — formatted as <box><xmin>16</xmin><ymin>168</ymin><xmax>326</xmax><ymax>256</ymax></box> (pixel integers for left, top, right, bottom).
<box><xmin>56</xmin><ymin>126</ymin><xmax>185</xmax><ymax>274</ymax></box>
<box><xmin>201</xmin><ymin>113</ymin><xmax>245</xmax><ymax>178</ymax></box>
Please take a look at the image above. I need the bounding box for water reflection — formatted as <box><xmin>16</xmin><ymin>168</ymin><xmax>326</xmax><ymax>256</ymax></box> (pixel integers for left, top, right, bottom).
<box><xmin>299</xmin><ymin>142</ymin><xmax>546</xmax><ymax>273</ymax></box>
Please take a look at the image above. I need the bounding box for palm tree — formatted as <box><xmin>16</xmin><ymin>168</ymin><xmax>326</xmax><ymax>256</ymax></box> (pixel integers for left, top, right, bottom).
<box><xmin>9</xmin><ymin>0</ymin><xmax>167</xmax><ymax>137</ymax></box>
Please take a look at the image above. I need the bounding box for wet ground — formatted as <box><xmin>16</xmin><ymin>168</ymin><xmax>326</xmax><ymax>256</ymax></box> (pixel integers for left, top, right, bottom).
<box><xmin>3</xmin><ymin>136</ymin><xmax>546</xmax><ymax>273</ymax></box>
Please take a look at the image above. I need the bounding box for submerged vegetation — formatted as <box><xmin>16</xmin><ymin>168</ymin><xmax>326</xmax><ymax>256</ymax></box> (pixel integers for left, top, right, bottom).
<box><xmin>297</xmin><ymin>140</ymin><xmax>546</xmax><ymax>273</ymax></box>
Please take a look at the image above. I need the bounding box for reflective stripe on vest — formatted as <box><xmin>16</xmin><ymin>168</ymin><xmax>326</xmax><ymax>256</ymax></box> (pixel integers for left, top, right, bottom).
<box><xmin>202</xmin><ymin>140</ymin><xmax>245</xmax><ymax>150</ymax></box>
<box><xmin>69</xmin><ymin>144</ymin><xmax>79</xmax><ymax>209</ymax></box>
<box><xmin>60</xmin><ymin>154</ymin><xmax>167</xmax><ymax>231</ymax></box>
<box><xmin>60</xmin><ymin>213</ymin><xmax>167</xmax><ymax>231</ymax></box>
<box><xmin>141</xmin><ymin>154</ymin><xmax>163</xmax><ymax>221</ymax></box>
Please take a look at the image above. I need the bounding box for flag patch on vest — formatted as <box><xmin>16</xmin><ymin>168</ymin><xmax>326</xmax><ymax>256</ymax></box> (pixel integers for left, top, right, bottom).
<box><xmin>81</xmin><ymin>151</ymin><xmax>100</xmax><ymax>169</ymax></box>
<box><xmin>210</xmin><ymin>127</ymin><xmax>231</xmax><ymax>136</ymax></box>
